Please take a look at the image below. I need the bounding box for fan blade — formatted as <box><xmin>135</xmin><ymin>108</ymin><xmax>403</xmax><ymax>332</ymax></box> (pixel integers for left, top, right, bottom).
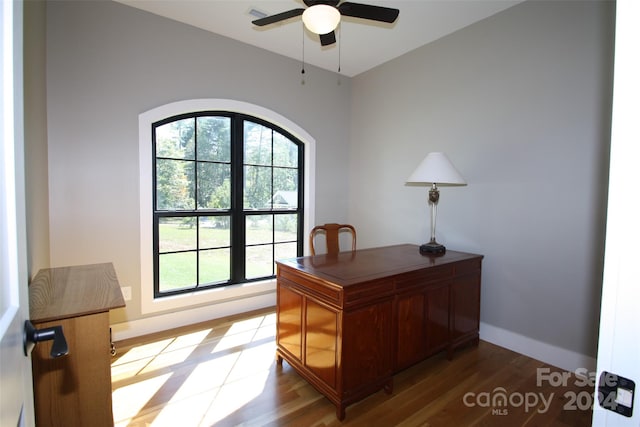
<box><xmin>338</xmin><ymin>2</ymin><xmax>399</xmax><ymax>23</ymax></box>
<box><xmin>252</xmin><ymin>8</ymin><xmax>304</xmax><ymax>26</ymax></box>
<box><xmin>319</xmin><ymin>31</ymin><xmax>337</xmax><ymax>46</ymax></box>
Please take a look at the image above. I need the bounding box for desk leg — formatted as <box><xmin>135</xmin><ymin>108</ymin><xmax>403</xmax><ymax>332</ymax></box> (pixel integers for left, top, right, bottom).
<box><xmin>336</xmin><ymin>404</ymin><xmax>346</xmax><ymax>421</ymax></box>
<box><xmin>276</xmin><ymin>353</ymin><xmax>283</xmax><ymax>366</ymax></box>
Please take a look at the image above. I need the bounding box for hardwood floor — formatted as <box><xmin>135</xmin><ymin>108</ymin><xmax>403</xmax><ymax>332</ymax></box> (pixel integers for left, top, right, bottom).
<box><xmin>111</xmin><ymin>308</ymin><xmax>594</xmax><ymax>426</ymax></box>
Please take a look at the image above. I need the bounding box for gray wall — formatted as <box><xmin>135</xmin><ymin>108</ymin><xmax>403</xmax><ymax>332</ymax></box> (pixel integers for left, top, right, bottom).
<box><xmin>349</xmin><ymin>0</ymin><xmax>614</xmax><ymax>359</ymax></box>
<box><xmin>25</xmin><ymin>0</ymin><xmax>50</xmax><ymax>278</ymax></box>
<box><xmin>44</xmin><ymin>0</ymin><xmax>351</xmax><ymax>323</ymax></box>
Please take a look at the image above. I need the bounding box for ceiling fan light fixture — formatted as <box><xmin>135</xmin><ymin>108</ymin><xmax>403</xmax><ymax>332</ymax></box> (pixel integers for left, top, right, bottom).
<box><xmin>302</xmin><ymin>4</ymin><xmax>340</xmax><ymax>35</ymax></box>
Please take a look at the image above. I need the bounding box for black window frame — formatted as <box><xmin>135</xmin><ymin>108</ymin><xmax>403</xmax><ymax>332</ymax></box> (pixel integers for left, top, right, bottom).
<box><xmin>152</xmin><ymin>111</ymin><xmax>304</xmax><ymax>298</ymax></box>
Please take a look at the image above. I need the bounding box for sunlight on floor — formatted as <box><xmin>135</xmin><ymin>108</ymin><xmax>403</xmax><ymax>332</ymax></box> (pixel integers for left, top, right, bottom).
<box><xmin>112</xmin><ymin>373</ymin><xmax>173</xmax><ymax>423</ymax></box>
<box><xmin>111</xmin><ymin>313</ymin><xmax>276</xmax><ymax>426</ymax></box>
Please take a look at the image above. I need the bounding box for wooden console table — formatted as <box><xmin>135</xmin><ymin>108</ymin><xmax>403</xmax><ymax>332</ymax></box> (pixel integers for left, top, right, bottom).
<box><xmin>275</xmin><ymin>244</ymin><xmax>483</xmax><ymax>420</ymax></box>
<box><xmin>29</xmin><ymin>263</ymin><xmax>125</xmax><ymax>427</ymax></box>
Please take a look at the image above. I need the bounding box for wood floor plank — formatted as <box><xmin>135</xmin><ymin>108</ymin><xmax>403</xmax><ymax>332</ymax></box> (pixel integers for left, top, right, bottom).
<box><xmin>112</xmin><ymin>308</ymin><xmax>593</xmax><ymax>426</ymax></box>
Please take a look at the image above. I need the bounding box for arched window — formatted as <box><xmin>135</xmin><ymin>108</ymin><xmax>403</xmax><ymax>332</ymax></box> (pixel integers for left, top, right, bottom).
<box><xmin>139</xmin><ymin>100</ymin><xmax>315</xmax><ymax>314</ymax></box>
<box><xmin>152</xmin><ymin>112</ymin><xmax>304</xmax><ymax>297</ymax></box>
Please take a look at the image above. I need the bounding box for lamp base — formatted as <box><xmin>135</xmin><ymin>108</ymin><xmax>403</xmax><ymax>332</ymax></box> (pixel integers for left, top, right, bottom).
<box><xmin>419</xmin><ymin>242</ymin><xmax>446</xmax><ymax>254</ymax></box>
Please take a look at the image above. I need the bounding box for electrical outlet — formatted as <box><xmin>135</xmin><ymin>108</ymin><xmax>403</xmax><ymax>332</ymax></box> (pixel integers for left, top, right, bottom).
<box><xmin>121</xmin><ymin>286</ymin><xmax>132</xmax><ymax>301</ymax></box>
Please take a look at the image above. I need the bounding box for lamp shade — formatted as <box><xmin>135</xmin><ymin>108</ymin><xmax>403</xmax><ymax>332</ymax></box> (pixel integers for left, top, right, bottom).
<box><xmin>302</xmin><ymin>4</ymin><xmax>341</xmax><ymax>35</ymax></box>
<box><xmin>406</xmin><ymin>152</ymin><xmax>466</xmax><ymax>185</ymax></box>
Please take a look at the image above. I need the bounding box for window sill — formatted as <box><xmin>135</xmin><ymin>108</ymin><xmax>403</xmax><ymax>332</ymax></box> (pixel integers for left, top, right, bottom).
<box><xmin>141</xmin><ymin>278</ymin><xmax>276</xmax><ymax>315</ymax></box>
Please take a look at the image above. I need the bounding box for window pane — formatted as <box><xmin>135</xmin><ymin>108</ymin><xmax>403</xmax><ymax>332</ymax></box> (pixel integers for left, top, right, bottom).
<box><xmin>199</xmin><ymin>216</ymin><xmax>230</xmax><ymax>249</ymax></box>
<box><xmin>273</xmin><ymin>168</ymin><xmax>298</xmax><ymax>209</ymax></box>
<box><xmin>244</xmin><ymin>165</ymin><xmax>272</xmax><ymax>209</ymax></box>
<box><xmin>246</xmin><ymin>215</ymin><xmax>273</xmax><ymax>245</ymax></box>
<box><xmin>159</xmin><ymin>217</ymin><xmax>196</xmax><ymax>253</ymax></box>
<box><xmin>244</xmin><ymin>121</ymin><xmax>272</xmax><ymax>166</ymax></box>
<box><xmin>246</xmin><ymin>245</ymin><xmax>273</xmax><ymax>279</ymax></box>
<box><xmin>156</xmin><ymin>159</ymin><xmax>195</xmax><ymax>210</ymax></box>
<box><xmin>275</xmin><ymin>242</ymin><xmax>297</xmax><ymax>262</ymax></box>
<box><xmin>272</xmin><ymin>191</ymin><xmax>296</xmax><ymax>209</ymax></box>
<box><xmin>199</xmin><ymin>249</ymin><xmax>230</xmax><ymax>285</ymax></box>
<box><xmin>197</xmin><ymin>116</ymin><xmax>230</xmax><ymax>162</ymax></box>
<box><xmin>274</xmin><ymin>242</ymin><xmax>298</xmax><ymax>278</ymax></box>
<box><xmin>197</xmin><ymin>162</ymin><xmax>230</xmax><ymax>210</ymax></box>
<box><xmin>156</xmin><ymin>118</ymin><xmax>195</xmax><ymax>160</ymax></box>
<box><xmin>275</xmin><ymin>214</ymin><xmax>297</xmax><ymax>243</ymax></box>
<box><xmin>273</xmin><ymin>133</ymin><xmax>298</xmax><ymax>168</ymax></box>
<box><xmin>159</xmin><ymin>252</ymin><xmax>196</xmax><ymax>292</ymax></box>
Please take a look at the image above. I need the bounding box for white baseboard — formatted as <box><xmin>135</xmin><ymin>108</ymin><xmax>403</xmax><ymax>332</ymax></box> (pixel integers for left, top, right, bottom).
<box><xmin>480</xmin><ymin>321</ymin><xmax>597</xmax><ymax>374</ymax></box>
<box><xmin>110</xmin><ymin>291</ymin><xmax>276</xmax><ymax>341</ymax></box>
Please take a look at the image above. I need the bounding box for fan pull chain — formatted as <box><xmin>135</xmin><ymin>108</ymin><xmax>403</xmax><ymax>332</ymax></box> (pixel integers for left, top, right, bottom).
<box><xmin>338</xmin><ymin>22</ymin><xmax>341</xmax><ymax>73</ymax></box>
<box><xmin>301</xmin><ymin>22</ymin><xmax>306</xmax><ymax>84</ymax></box>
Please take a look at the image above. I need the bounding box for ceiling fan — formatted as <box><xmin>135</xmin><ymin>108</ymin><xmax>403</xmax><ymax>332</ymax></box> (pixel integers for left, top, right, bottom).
<box><xmin>252</xmin><ymin>1</ymin><xmax>400</xmax><ymax>46</ymax></box>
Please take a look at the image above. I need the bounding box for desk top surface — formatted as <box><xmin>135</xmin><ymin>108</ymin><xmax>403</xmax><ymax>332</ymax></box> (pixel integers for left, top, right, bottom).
<box><xmin>276</xmin><ymin>244</ymin><xmax>483</xmax><ymax>287</ymax></box>
<box><xmin>29</xmin><ymin>262</ymin><xmax>126</xmax><ymax>323</ymax></box>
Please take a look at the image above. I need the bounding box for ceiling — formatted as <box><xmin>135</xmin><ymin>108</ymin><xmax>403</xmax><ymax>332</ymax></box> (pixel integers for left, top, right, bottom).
<box><xmin>115</xmin><ymin>0</ymin><xmax>523</xmax><ymax>77</ymax></box>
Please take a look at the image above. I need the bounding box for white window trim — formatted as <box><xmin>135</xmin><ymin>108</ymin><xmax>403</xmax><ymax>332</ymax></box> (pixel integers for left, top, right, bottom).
<box><xmin>139</xmin><ymin>99</ymin><xmax>315</xmax><ymax>315</ymax></box>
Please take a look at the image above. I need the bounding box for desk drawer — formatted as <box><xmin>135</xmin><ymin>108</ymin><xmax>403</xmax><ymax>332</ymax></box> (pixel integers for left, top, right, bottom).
<box><xmin>343</xmin><ymin>279</ymin><xmax>394</xmax><ymax>307</ymax></box>
<box><xmin>279</xmin><ymin>268</ymin><xmax>342</xmax><ymax>307</ymax></box>
<box><xmin>453</xmin><ymin>258</ymin><xmax>482</xmax><ymax>276</ymax></box>
<box><xmin>395</xmin><ymin>266</ymin><xmax>453</xmax><ymax>291</ymax></box>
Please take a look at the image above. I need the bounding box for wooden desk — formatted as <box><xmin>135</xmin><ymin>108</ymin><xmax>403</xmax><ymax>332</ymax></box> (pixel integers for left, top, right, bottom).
<box><xmin>275</xmin><ymin>244</ymin><xmax>483</xmax><ymax>420</ymax></box>
<box><xmin>29</xmin><ymin>263</ymin><xmax>125</xmax><ymax>427</ymax></box>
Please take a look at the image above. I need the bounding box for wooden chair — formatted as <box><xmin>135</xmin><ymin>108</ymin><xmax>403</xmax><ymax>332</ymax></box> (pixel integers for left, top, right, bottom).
<box><xmin>309</xmin><ymin>223</ymin><xmax>357</xmax><ymax>256</ymax></box>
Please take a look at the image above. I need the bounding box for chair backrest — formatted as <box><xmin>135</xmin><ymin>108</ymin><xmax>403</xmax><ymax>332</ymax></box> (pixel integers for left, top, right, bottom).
<box><xmin>309</xmin><ymin>223</ymin><xmax>357</xmax><ymax>256</ymax></box>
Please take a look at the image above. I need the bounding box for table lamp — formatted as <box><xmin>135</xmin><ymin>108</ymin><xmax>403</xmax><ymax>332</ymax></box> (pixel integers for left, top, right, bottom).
<box><xmin>407</xmin><ymin>152</ymin><xmax>466</xmax><ymax>254</ymax></box>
